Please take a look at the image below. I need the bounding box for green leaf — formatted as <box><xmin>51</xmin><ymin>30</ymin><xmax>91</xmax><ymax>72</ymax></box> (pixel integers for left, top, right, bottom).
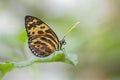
<box><xmin>13</xmin><ymin>51</ymin><xmax>78</xmax><ymax>67</ymax></box>
<box><xmin>0</xmin><ymin>62</ymin><xmax>14</xmax><ymax>80</ymax></box>
<box><xmin>0</xmin><ymin>51</ymin><xmax>78</xmax><ymax>79</ymax></box>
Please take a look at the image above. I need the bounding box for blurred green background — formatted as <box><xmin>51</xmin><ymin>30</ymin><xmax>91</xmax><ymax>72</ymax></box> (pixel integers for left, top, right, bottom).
<box><xmin>0</xmin><ymin>0</ymin><xmax>120</xmax><ymax>80</ymax></box>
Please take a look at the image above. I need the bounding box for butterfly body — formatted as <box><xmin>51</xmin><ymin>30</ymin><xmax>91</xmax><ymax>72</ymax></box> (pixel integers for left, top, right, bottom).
<box><xmin>25</xmin><ymin>15</ymin><xmax>64</xmax><ymax>57</ymax></box>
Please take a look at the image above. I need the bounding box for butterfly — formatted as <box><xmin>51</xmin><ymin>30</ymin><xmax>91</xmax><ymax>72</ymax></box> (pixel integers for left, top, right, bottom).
<box><xmin>25</xmin><ymin>15</ymin><xmax>79</xmax><ymax>57</ymax></box>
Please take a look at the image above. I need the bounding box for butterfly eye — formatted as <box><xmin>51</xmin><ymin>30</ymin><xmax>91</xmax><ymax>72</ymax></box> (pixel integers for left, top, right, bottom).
<box><xmin>60</xmin><ymin>39</ymin><xmax>66</xmax><ymax>45</ymax></box>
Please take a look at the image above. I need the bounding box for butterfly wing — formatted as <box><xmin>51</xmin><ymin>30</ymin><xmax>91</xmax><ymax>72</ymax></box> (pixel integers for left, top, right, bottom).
<box><xmin>25</xmin><ymin>15</ymin><xmax>60</xmax><ymax>57</ymax></box>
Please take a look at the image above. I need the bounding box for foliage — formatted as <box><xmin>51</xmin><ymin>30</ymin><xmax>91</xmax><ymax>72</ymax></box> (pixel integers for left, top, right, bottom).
<box><xmin>0</xmin><ymin>51</ymin><xmax>78</xmax><ymax>80</ymax></box>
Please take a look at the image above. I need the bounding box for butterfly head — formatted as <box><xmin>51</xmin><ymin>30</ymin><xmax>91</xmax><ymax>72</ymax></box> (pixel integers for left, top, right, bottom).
<box><xmin>58</xmin><ymin>39</ymin><xmax>66</xmax><ymax>50</ymax></box>
<box><xmin>60</xmin><ymin>39</ymin><xmax>66</xmax><ymax>45</ymax></box>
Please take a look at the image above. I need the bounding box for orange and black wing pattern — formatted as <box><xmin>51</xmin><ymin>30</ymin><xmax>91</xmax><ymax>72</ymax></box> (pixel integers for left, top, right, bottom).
<box><xmin>25</xmin><ymin>15</ymin><xmax>61</xmax><ymax>57</ymax></box>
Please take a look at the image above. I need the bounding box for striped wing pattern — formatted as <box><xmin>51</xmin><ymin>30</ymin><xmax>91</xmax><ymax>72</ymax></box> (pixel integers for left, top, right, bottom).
<box><xmin>25</xmin><ymin>15</ymin><xmax>61</xmax><ymax>57</ymax></box>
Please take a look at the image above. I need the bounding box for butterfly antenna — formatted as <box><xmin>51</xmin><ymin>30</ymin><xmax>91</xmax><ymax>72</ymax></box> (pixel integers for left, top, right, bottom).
<box><xmin>63</xmin><ymin>22</ymin><xmax>80</xmax><ymax>39</ymax></box>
